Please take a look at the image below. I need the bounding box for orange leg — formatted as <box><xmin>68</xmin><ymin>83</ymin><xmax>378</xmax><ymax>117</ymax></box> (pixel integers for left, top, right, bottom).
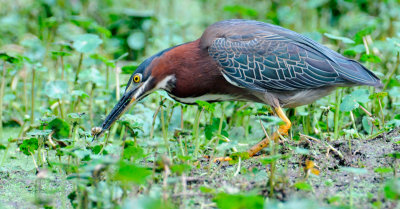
<box><xmin>213</xmin><ymin>107</ymin><xmax>291</xmax><ymax>162</ymax></box>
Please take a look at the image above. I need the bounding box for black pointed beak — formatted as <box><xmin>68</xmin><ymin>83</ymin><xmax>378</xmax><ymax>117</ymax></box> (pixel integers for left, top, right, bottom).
<box><xmin>94</xmin><ymin>87</ymin><xmax>140</xmax><ymax>138</ymax></box>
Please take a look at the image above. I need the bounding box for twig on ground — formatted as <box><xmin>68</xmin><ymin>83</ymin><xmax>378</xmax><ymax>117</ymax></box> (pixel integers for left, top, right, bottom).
<box><xmin>300</xmin><ymin>133</ymin><xmax>344</xmax><ymax>160</ymax></box>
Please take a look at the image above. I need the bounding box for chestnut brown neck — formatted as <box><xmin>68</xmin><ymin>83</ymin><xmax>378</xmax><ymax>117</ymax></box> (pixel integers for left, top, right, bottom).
<box><xmin>150</xmin><ymin>40</ymin><xmax>231</xmax><ymax>98</ymax></box>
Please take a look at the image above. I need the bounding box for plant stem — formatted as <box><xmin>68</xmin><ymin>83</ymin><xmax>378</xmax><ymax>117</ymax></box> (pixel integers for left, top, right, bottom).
<box><xmin>119</xmin><ymin>125</ymin><xmax>126</xmax><ymax>141</ymax></box>
<box><xmin>350</xmin><ymin>111</ymin><xmax>360</xmax><ymax>139</ymax></box>
<box><xmin>30</xmin><ymin>151</ymin><xmax>39</xmax><ymax>173</ymax></box>
<box><xmin>378</xmin><ymin>98</ymin><xmax>385</xmax><ymax>127</ymax></box>
<box><xmin>218</xmin><ymin>104</ymin><xmax>225</xmax><ymax>134</ymax></box>
<box><xmin>180</xmin><ymin>105</ymin><xmax>184</xmax><ymax>130</ymax></box>
<box><xmin>0</xmin><ymin>61</ymin><xmax>6</xmax><ymax>136</ymax></box>
<box><xmin>58</xmin><ymin>98</ymin><xmax>64</xmax><ymax>119</ymax></box>
<box><xmin>193</xmin><ymin>108</ymin><xmax>203</xmax><ymax>159</ymax></box>
<box><xmin>60</xmin><ymin>55</ymin><xmax>65</xmax><ymax>80</ymax></box>
<box><xmin>74</xmin><ymin>53</ymin><xmax>84</xmax><ymax>86</ymax></box>
<box><xmin>106</xmin><ymin>66</ymin><xmax>109</xmax><ymax>89</ymax></box>
<box><xmin>89</xmin><ymin>83</ymin><xmax>96</xmax><ymax>126</ymax></box>
<box><xmin>150</xmin><ymin>102</ymin><xmax>163</xmax><ymax>139</ymax></box>
<box><xmin>0</xmin><ymin>143</ymin><xmax>10</xmax><ymax>166</ymax></box>
<box><xmin>268</xmin><ymin>141</ymin><xmax>277</xmax><ymax>198</ymax></box>
<box><xmin>160</xmin><ymin>105</ymin><xmax>170</xmax><ymax>158</ymax></box>
<box><xmin>73</xmin><ymin>123</ymin><xmax>78</xmax><ymax>143</ymax></box>
<box><xmin>30</xmin><ymin>66</ymin><xmax>36</xmax><ymax>124</ymax></box>
<box><xmin>383</xmin><ymin>52</ymin><xmax>399</xmax><ymax>91</ymax></box>
<box><xmin>115</xmin><ymin>66</ymin><xmax>120</xmax><ymax>101</ymax></box>
<box><xmin>334</xmin><ymin>89</ymin><xmax>341</xmax><ymax>140</ymax></box>
<box><xmin>23</xmin><ymin>66</ymin><xmax>28</xmax><ymax>114</ymax></box>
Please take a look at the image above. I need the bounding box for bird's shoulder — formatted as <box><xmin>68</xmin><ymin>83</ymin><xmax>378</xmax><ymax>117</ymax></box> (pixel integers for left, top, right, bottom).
<box><xmin>200</xmin><ymin>19</ymin><xmax>277</xmax><ymax>48</ymax></box>
<box><xmin>200</xmin><ymin>19</ymin><xmax>339</xmax><ymax>61</ymax></box>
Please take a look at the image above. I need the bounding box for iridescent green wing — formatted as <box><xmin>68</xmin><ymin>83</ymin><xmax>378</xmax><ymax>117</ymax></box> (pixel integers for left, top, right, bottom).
<box><xmin>208</xmin><ymin>33</ymin><xmax>345</xmax><ymax>92</ymax></box>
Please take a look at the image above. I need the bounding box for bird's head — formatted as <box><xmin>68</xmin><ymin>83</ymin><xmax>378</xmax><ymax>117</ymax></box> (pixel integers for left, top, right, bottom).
<box><xmin>96</xmin><ymin>48</ymin><xmax>177</xmax><ymax>137</ymax></box>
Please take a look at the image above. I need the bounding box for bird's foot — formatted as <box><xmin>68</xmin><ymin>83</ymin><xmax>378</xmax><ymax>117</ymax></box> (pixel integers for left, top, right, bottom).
<box><xmin>203</xmin><ymin>155</ymin><xmax>232</xmax><ymax>162</ymax></box>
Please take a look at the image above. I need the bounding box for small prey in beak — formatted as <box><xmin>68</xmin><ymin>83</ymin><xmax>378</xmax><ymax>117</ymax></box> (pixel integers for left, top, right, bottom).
<box><xmin>94</xmin><ymin>72</ymin><xmax>153</xmax><ymax>139</ymax></box>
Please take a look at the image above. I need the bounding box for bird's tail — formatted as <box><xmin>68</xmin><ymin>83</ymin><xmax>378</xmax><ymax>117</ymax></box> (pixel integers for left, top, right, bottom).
<box><xmin>335</xmin><ymin>59</ymin><xmax>383</xmax><ymax>90</ymax></box>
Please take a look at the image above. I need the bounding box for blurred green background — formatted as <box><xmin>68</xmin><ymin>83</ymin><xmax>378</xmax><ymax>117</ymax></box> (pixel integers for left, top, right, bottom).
<box><xmin>1</xmin><ymin>0</ymin><xmax>399</xmax><ymax>59</ymax></box>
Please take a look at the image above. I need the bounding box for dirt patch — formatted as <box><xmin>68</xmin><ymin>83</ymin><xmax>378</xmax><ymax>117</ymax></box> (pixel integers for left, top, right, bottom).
<box><xmin>183</xmin><ymin>129</ymin><xmax>400</xmax><ymax>208</ymax></box>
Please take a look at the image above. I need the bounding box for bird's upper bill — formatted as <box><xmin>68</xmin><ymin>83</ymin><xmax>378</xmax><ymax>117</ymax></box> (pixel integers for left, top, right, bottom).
<box><xmin>95</xmin><ymin>87</ymin><xmax>138</xmax><ymax>137</ymax></box>
<box><xmin>95</xmin><ymin>79</ymin><xmax>151</xmax><ymax>138</ymax></box>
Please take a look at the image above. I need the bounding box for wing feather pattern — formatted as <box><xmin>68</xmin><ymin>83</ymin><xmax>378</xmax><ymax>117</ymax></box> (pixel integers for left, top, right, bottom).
<box><xmin>204</xmin><ymin>20</ymin><xmax>382</xmax><ymax>92</ymax></box>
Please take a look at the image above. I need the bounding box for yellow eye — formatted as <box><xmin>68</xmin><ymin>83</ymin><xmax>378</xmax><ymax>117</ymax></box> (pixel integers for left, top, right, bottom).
<box><xmin>133</xmin><ymin>74</ymin><xmax>141</xmax><ymax>83</ymax></box>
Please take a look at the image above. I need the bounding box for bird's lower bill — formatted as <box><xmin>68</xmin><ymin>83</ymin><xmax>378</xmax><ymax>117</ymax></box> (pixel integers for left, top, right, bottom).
<box><xmin>96</xmin><ymin>91</ymin><xmax>137</xmax><ymax>137</ymax></box>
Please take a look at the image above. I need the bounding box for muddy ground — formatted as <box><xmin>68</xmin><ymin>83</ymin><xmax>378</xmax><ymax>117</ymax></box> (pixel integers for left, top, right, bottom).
<box><xmin>187</xmin><ymin>129</ymin><xmax>400</xmax><ymax>208</ymax></box>
<box><xmin>0</xmin><ymin>129</ymin><xmax>399</xmax><ymax>208</ymax></box>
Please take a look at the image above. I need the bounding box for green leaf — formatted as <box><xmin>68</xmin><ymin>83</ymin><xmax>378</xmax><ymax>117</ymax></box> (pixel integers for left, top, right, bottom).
<box><xmin>122</xmin><ymin>196</ymin><xmax>166</xmax><ymax>209</ymax></box>
<box><xmin>370</xmin><ymin>92</ymin><xmax>388</xmax><ymax>100</ymax></box>
<box><xmin>27</xmin><ymin>129</ymin><xmax>52</xmax><ymax>137</ymax></box>
<box><xmin>305</xmin><ymin>0</ymin><xmax>329</xmax><ymax>8</ymax></box>
<box><xmin>195</xmin><ymin>100</ymin><xmax>215</xmax><ymax>112</ymax></box>
<box><xmin>121</xmin><ymin>65</ymin><xmax>138</xmax><ymax>74</ymax></box>
<box><xmin>213</xmin><ymin>193</ymin><xmax>264</xmax><ymax>209</ymax></box>
<box><xmin>90</xmin><ymin>54</ymin><xmax>115</xmax><ymax>68</ymax></box>
<box><xmin>340</xmin><ymin>89</ymin><xmax>371</xmax><ymax>112</ymax></box>
<box><xmin>384</xmin><ymin>178</ymin><xmax>400</xmax><ymax>200</ymax></box>
<box><xmin>114</xmin><ymin>161</ymin><xmax>151</xmax><ymax>184</ymax></box>
<box><xmin>123</xmin><ymin>141</ymin><xmax>145</xmax><ymax>160</ymax></box>
<box><xmin>92</xmin><ymin>24</ymin><xmax>112</xmax><ymax>38</ymax></box>
<box><xmin>223</xmin><ymin>5</ymin><xmax>258</xmax><ymax>18</ymax></box>
<box><xmin>350</xmin><ymin>89</ymin><xmax>371</xmax><ymax>103</ymax></box>
<box><xmin>72</xmin><ymin>34</ymin><xmax>102</xmax><ymax>53</ymax></box>
<box><xmin>229</xmin><ymin>152</ymin><xmax>250</xmax><ymax>162</ymax></box>
<box><xmin>51</xmin><ymin>51</ymin><xmax>72</xmax><ymax>57</ymax></box>
<box><xmin>90</xmin><ymin>145</ymin><xmax>108</xmax><ymax>155</ymax></box>
<box><xmin>71</xmin><ymin>90</ymin><xmax>89</xmax><ymax>99</ymax></box>
<box><xmin>34</xmin><ymin>63</ymin><xmax>48</xmax><ymax>72</ymax></box>
<box><xmin>259</xmin><ymin>115</ymin><xmax>284</xmax><ymax>127</ymax></box>
<box><xmin>360</xmin><ymin>54</ymin><xmax>381</xmax><ymax>63</ymax></box>
<box><xmin>72</xmin><ymin>149</ymin><xmax>91</xmax><ymax>160</ymax></box>
<box><xmin>3</xmin><ymin>94</ymin><xmax>16</xmax><ymax>102</ymax></box>
<box><xmin>324</xmin><ymin>33</ymin><xmax>355</xmax><ymax>44</ymax></box>
<box><xmin>199</xmin><ymin>186</ymin><xmax>215</xmax><ymax>194</ymax></box>
<box><xmin>44</xmin><ymin>80</ymin><xmax>68</xmax><ymax>100</ymax></box>
<box><xmin>119</xmin><ymin>114</ymin><xmax>144</xmax><ymax>132</ymax></box>
<box><xmin>296</xmin><ymin>106</ymin><xmax>309</xmax><ymax>116</ymax></box>
<box><xmin>170</xmin><ymin>164</ymin><xmax>192</xmax><ymax>174</ymax></box>
<box><xmin>19</xmin><ymin>138</ymin><xmax>38</xmax><ymax>155</ymax></box>
<box><xmin>21</xmin><ymin>37</ymin><xmax>45</xmax><ymax>62</ymax></box>
<box><xmin>48</xmin><ymin>118</ymin><xmax>70</xmax><ymax>139</ymax></box>
<box><xmin>260</xmin><ymin>154</ymin><xmax>284</xmax><ymax>165</ymax></box>
<box><xmin>294</xmin><ymin>181</ymin><xmax>313</xmax><ymax>191</ymax></box>
<box><xmin>327</xmin><ymin>195</ymin><xmax>342</xmax><ymax>204</ymax></box>
<box><xmin>374</xmin><ymin>167</ymin><xmax>393</xmax><ymax>174</ymax></box>
<box><xmin>0</xmin><ymin>53</ymin><xmax>20</xmax><ymax>63</ymax></box>
<box><xmin>386</xmin><ymin>152</ymin><xmax>400</xmax><ymax>159</ymax></box>
<box><xmin>127</xmin><ymin>31</ymin><xmax>146</xmax><ymax>50</ymax></box>
<box><xmin>79</xmin><ymin>67</ymin><xmax>104</xmax><ymax>84</ymax></box>
<box><xmin>204</xmin><ymin>117</ymin><xmax>227</xmax><ymax>140</ymax></box>
<box><xmin>362</xmin><ymin>116</ymin><xmax>372</xmax><ymax>135</ymax></box>
<box><xmin>354</xmin><ymin>26</ymin><xmax>375</xmax><ymax>44</ymax></box>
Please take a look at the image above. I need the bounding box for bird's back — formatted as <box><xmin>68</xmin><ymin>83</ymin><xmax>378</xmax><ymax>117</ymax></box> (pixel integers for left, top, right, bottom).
<box><xmin>200</xmin><ymin>19</ymin><xmax>382</xmax><ymax>91</ymax></box>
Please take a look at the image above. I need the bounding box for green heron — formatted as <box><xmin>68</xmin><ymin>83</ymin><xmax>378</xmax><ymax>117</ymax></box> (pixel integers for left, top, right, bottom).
<box><xmin>96</xmin><ymin>19</ymin><xmax>382</xmax><ymax>161</ymax></box>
